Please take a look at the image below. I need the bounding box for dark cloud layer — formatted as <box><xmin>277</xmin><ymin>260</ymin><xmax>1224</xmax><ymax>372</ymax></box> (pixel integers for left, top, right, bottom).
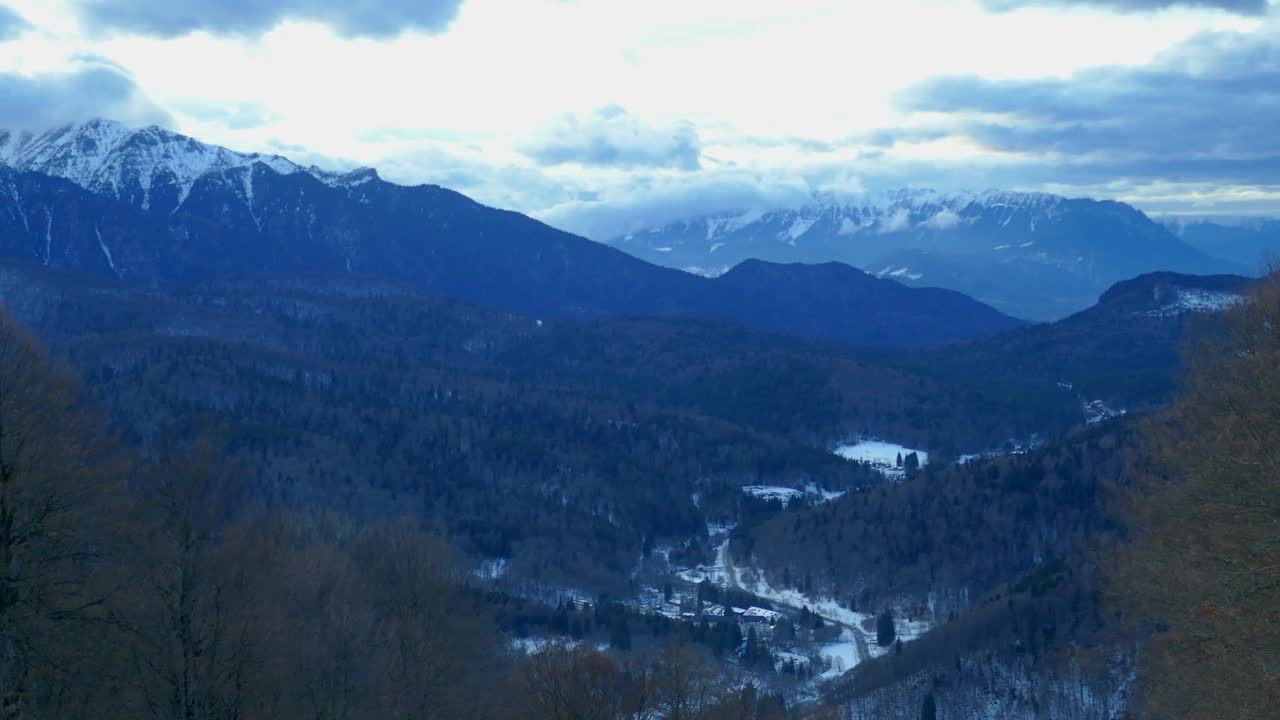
<box><xmin>0</xmin><ymin>64</ymin><xmax>171</xmax><ymax>132</ymax></box>
<box><xmin>981</xmin><ymin>0</ymin><xmax>1269</xmax><ymax>14</ymax></box>
<box><xmin>522</xmin><ymin>107</ymin><xmax>702</xmax><ymax>171</ymax></box>
<box><xmin>0</xmin><ymin>5</ymin><xmax>29</xmax><ymax>40</ymax></box>
<box><xmin>73</xmin><ymin>0</ymin><xmax>463</xmax><ymax>39</ymax></box>
<box><xmin>893</xmin><ymin>29</ymin><xmax>1280</xmax><ymax>186</ymax></box>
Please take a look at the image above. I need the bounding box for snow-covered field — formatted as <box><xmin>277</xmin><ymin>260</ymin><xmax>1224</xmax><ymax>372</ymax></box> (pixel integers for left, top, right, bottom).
<box><xmin>742</xmin><ymin>485</ymin><xmax>805</xmax><ymax>502</ymax></box>
<box><xmin>863</xmin><ymin>614</ymin><xmax>933</xmax><ymax>660</ymax></box>
<box><xmin>741</xmin><ymin>485</ymin><xmax>846</xmax><ymax>503</ymax></box>
<box><xmin>730</xmin><ymin>561</ymin><xmax>875</xmax><ymax>633</ymax></box>
<box><xmin>818</xmin><ymin>628</ymin><xmax>860</xmax><ymax>679</ymax></box>
<box><xmin>675</xmin><ymin>539</ymin><xmax>735</xmax><ymax>586</ymax></box>
<box><xmin>835</xmin><ymin>440</ymin><xmax>928</xmax><ymax>478</ymax></box>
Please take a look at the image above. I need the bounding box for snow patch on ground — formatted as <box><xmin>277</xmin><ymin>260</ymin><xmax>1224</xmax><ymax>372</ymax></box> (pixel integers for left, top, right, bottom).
<box><xmin>1145</xmin><ymin>288</ymin><xmax>1244</xmax><ymax>317</ymax></box>
<box><xmin>676</xmin><ymin>539</ymin><xmax>735</xmax><ymax>586</ymax></box>
<box><xmin>681</xmin><ymin>265</ymin><xmax>732</xmax><ymax>278</ymax></box>
<box><xmin>509</xmin><ymin>637</ymin><xmax>580</xmax><ymax>655</ymax></box>
<box><xmin>475</xmin><ymin>558</ymin><xmax>509</xmax><ymax>580</ymax></box>
<box><xmin>819</xmin><ymin>628</ymin><xmax>859</xmax><ymax>679</ymax></box>
<box><xmin>742</xmin><ymin>485</ymin><xmax>804</xmax><ymax>502</ymax></box>
<box><xmin>864</xmin><ymin>616</ymin><xmax>933</xmax><ymax>660</ymax></box>
<box><xmin>834</xmin><ymin>441</ymin><xmax>928</xmax><ymax>478</ymax></box>
<box><xmin>741</xmin><ymin>485</ymin><xmax>845</xmax><ymax>504</ymax></box>
<box><xmin>732</xmin><ymin>565</ymin><xmax>874</xmax><ymax>633</ymax></box>
<box><xmin>1084</xmin><ymin>400</ymin><xmax>1127</xmax><ymax>425</ymax></box>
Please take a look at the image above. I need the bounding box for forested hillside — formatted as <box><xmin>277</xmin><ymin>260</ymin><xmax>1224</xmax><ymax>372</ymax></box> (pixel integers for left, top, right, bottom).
<box><xmin>735</xmin><ymin>424</ymin><xmax>1143</xmax><ymax>616</ymax></box>
<box><xmin>1</xmin><ymin>264</ymin><xmax>1272</xmax><ymax>719</ymax></box>
<box><xmin>0</xmin><ymin>261</ymin><xmax>1069</xmax><ymax>596</ymax></box>
<box><xmin>0</xmin><ymin>308</ymin><xmax>803</xmax><ymax>719</ymax></box>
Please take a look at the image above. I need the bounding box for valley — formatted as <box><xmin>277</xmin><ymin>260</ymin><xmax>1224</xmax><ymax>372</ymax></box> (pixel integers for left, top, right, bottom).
<box><xmin>0</xmin><ymin>116</ymin><xmax>1273</xmax><ymax>719</ymax></box>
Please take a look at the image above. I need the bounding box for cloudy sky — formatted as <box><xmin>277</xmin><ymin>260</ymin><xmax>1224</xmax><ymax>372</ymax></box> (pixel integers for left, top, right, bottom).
<box><xmin>0</xmin><ymin>0</ymin><xmax>1276</xmax><ymax>238</ymax></box>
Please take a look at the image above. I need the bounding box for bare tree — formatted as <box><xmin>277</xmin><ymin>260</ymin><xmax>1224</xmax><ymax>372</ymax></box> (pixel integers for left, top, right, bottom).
<box><xmin>350</xmin><ymin>521</ymin><xmax>501</xmax><ymax>720</ymax></box>
<box><xmin>513</xmin><ymin>645</ymin><xmax>648</xmax><ymax>720</ymax></box>
<box><xmin>0</xmin><ymin>312</ymin><xmax>121</xmax><ymax>720</ymax></box>
<box><xmin>649</xmin><ymin>642</ymin><xmax>724</xmax><ymax>720</ymax></box>
<box><xmin>109</xmin><ymin>430</ymin><xmax>257</xmax><ymax>720</ymax></box>
<box><xmin>1111</xmin><ymin>273</ymin><xmax>1280</xmax><ymax>719</ymax></box>
<box><xmin>233</xmin><ymin>514</ymin><xmax>502</xmax><ymax>720</ymax></box>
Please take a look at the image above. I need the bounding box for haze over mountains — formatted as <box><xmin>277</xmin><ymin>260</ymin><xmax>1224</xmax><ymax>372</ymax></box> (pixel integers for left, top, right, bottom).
<box><xmin>612</xmin><ymin>191</ymin><xmax>1265</xmax><ymax>320</ymax></box>
<box><xmin>1162</xmin><ymin>216</ymin><xmax>1280</xmax><ymax>268</ymax></box>
<box><xmin>0</xmin><ymin>119</ymin><xmax>1020</xmax><ymax>350</ymax></box>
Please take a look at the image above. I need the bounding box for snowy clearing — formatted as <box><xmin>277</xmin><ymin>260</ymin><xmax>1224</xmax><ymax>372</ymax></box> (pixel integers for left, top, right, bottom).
<box><xmin>742</xmin><ymin>485</ymin><xmax>845</xmax><ymax>504</ymax></box>
<box><xmin>834</xmin><ymin>440</ymin><xmax>928</xmax><ymax>478</ymax></box>
<box><xmin>819</xmin><ymin>629</ymin><xmax>860</xmax><ymax>679</ymax></box>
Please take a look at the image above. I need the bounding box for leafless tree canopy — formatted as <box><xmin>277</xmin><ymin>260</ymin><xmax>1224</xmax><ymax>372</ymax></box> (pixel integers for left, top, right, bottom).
<box><xmin>1113</xmin><ymin>273</ymin><xmax>1280</xmax><ymax>719</ymax></box>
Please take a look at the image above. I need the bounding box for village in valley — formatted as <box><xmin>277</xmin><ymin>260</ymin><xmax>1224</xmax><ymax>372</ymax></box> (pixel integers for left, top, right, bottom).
<box><xmin>488</xmin><ymin>440</ymin><xmax>943</xmax><ymax>698</ymax></box>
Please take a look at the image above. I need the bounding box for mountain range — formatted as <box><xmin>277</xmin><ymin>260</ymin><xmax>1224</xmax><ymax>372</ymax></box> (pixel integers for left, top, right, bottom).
<box><xmin>0</xmin><ymin>118</ymin><xmax>1265</xmax><ymax>719</ymax></box>
<box><xmin>612</xmin><ymin>191</ymin><xmax>1248</xmax><ymax>320</ymax></box>
<box><xmin>1162</xmin><ymin>216</ymin><xmax>1280</xmax><ymax>269</ymax></box>
<box><xmin>0</xmin><ymin>120</ymin><xmax>1018</xmax><ymax>350</ymax></box>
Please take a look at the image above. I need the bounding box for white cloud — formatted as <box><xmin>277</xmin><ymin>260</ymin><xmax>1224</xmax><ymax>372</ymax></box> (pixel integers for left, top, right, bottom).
<box><xmin>521</xmin><ymin>106</ymin><xmax>702</xmax><ymax>170</ymax></box>
<box><xmin>536</xmin><ymin>168</ymin><xmax>813</xmax><ymax>240</ymax></box>
<box><xmin>0</xmin><ymin>0</ymin><xmax>1274</xmax><ymax>237</ymax></box>
<box><xmin>878</xmin><ymin>208</ymin><xmax>914</xmax><ymax>233</ymax></box>
<box><xmin>922</xmin><ymin>208</ymin><xmax>964</xmax><ymax>229</ymax></box>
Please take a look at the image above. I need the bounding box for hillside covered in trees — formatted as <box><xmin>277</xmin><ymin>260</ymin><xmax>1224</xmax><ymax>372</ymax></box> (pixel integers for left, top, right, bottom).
<box><xmin>1</xmin><ymin>261</ymin><xmax>1274</xmax><ymax>718</ymax></box>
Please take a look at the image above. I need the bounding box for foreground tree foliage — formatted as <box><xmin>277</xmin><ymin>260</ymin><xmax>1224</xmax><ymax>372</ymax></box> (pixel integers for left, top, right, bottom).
<box><xmin>0</xmin><ymin>307</ymin><xmax>811</xmax><ymax>720</ymax></box>
<box><xmin>0</xmin><ymin>309</ymin><xmax>499</xmax><ymax>719</ymax></box>
<box><xmin>507</xmin><ymin>642</ymin><xmax>789</xmax><ymax>720</ymax></box>
<box><xmin>1114</xmin><ymin>273</ymin><xmax>1280</xmax><ymax>719</ymax></box>
<box><xmin>0</xmin><ymin>314</ymin><xmax>122</xmax><ymax>719</ymax></box>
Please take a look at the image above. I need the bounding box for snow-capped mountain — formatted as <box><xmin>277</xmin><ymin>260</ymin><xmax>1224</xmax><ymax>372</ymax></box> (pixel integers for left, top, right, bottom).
<box><xmin>0</xmin><ymin>119</ymin><xmax>1024</xmax><ymax>350</ymax></box>
<box><xmin>613</xmin><ymin>191</ymin><xmax>1239</xmax><ymax>320</ymax></box>
<box><xmin>0</xmin><ymin>119</ymin><xmax>371</xmax><ymax>215</ymax></box>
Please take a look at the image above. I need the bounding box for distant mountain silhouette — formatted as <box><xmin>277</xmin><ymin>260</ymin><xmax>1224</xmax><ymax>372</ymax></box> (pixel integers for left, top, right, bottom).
<box><xmin>0</xmin><ymin>120</ymin><xmax>1022</xmax><ymax>349</ymax></box>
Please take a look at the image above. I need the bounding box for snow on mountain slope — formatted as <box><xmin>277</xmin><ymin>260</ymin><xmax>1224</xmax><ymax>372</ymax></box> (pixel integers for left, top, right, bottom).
<box><xmin>620</xmin><ymin>189</ymin><xmax>1067</xmax><ymax>249</ymax></box>
<box><xmin>0</xmin><ymin>119</ymin><xmax>372</xmax><ymax>214</ymax></box>
<box><xmin>613</xmin><ymin>190</ymin><xmax>1236</xmax><ymax>321</ymax></box>
<box><xmin>1143</xmin><ymin>287</ymin><xmax>1245</xmax><ymax>318</ymax></box>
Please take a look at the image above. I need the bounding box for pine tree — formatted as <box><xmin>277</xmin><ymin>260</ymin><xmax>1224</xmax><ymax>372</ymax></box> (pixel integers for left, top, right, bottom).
<box><xmin>876</xmin><ymin>610</ymin><xmax>897</xmax><ymax>646</ymax></box>
<box><xmin>610</xmin><ymin>616</ymin><xmax>632</xmax><ymax>651</ymax></box>
<box><xmin>921</xmin><ymin>692</ymin><xmax>937</xmax><ymax>720</ymax></box>
<box><xmin>904</xmin><ymin>452</ymin><xmax>921</xmax><ymax>473</ymax></box>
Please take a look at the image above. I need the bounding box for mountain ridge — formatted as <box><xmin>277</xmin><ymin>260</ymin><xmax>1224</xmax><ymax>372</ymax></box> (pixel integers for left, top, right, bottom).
<box><xmin>0</xmin><ymin>120</ymin><xmax>1022</xmax><ymax>350</ymax></box>
<box><xmin>613</xmin><ymin>190</ymin><xmax>1240</xmax><ymax>320</ymax></box>
<box><xmin>0</xmin><ymin>119</ymin><xmax>376</xmax><ymax>214</ymax></box>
